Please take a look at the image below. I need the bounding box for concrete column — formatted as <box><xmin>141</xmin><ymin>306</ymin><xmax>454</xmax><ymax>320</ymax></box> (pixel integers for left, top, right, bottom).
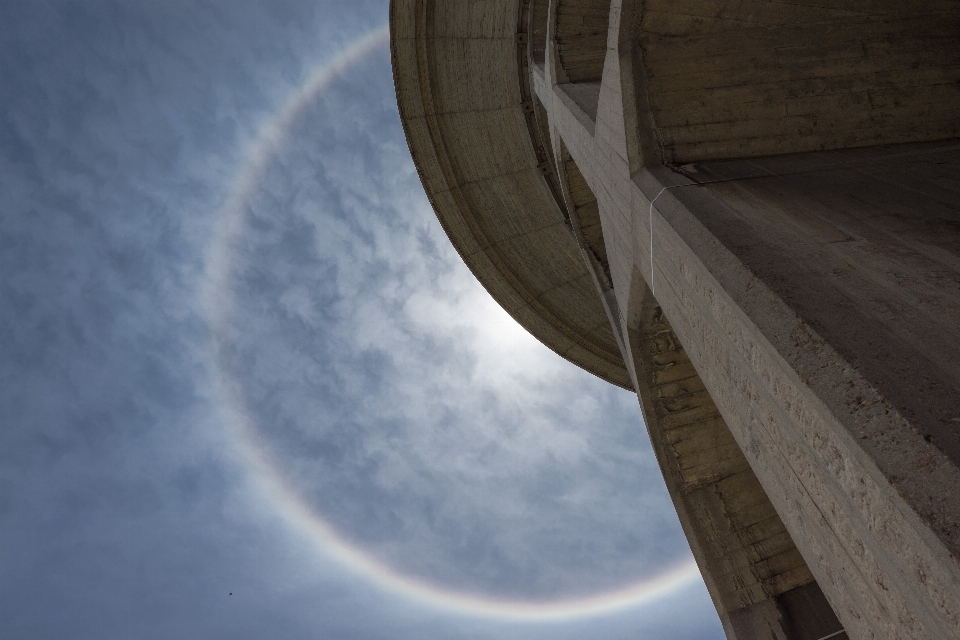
<box><xmin>533</xmin><ymin>2</ymin><xmax>960</xmax><ymax>638</ymax></box>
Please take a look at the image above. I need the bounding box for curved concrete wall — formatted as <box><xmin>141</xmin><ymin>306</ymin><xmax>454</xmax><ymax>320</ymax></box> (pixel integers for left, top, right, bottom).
<box><xmin>391</xmin><ymin>0</ymin><xmax>631</xmax><ymax>389</ymax></box>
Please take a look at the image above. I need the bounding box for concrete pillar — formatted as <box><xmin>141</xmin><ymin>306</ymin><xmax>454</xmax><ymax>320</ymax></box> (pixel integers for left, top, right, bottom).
<box><xmin>532</xmin><ymin>2</ymin><xmax>960</xmax><ymax>638</ymax></box>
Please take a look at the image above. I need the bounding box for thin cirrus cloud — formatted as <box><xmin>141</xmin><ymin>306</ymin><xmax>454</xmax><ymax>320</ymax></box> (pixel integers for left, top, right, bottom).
<box><xmin>0</xmin><ymin>2</ymin><xmax>724</xmax><ymax>639</ymax></box>
<box><xmin>210</xmin><ymin>27</ymin><xmax>690</xmax><ymax>598</ymax></box>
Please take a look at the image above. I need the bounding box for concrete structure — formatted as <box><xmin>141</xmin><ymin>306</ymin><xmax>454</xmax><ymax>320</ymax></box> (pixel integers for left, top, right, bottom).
<box><xmin>390</xmin><ymin>2</ymin><xmax>960</xmax><ymax>638</ymax></box>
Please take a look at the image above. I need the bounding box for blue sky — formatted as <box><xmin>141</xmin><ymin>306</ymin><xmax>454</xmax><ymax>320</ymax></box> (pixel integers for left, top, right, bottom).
<box><xmin>1</xmin><ymin>2</ymin><xmax>724</xmax><ymax>638</ymax></box>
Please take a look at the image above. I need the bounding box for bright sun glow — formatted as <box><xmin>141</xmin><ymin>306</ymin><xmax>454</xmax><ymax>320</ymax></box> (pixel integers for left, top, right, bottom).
<box><xmin>203</xmin><ymin>25</ymin><xmax>701</xmax><ymax>621</ymax></box>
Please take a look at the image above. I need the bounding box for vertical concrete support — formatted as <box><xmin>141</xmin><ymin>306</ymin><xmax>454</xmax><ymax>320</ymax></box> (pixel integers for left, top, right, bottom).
<box><xmin>625</xmin><ymin>148</ymin><xmax>960</xmax><ymax>640</ymax></box>
<box><xmin>626</xmin><ymin>282</ymin><xmax>846</xmax><ymax>640</ymax></box>
<box><xmin>529</xmin><ymin>0</ymin><xmax>548</xmax><ymax>68</ymax></box>
<box><xmin>530</xmin><ymin>2</ymin><xmax>960</xmax><ymax>637</ymax></box>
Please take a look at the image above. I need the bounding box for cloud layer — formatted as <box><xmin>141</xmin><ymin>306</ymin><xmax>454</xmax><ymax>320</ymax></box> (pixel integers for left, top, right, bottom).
<box><xmin>218</xmin><ymin>50</ymin><xmax>690</xmax><ymax>600</ymax></box>
<box><xmin>0</xmin><ymin>2</ymin><xmax>724</xmax><ymax>638</ymax></box>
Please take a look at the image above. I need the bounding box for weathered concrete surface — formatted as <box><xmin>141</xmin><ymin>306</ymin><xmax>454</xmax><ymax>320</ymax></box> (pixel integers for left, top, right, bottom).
<box><xmin>629</xmin><ymin>147</ymin><xmax>960</xmax><ymax>640</ymax></box>
<box><xmin>628</xmin><ymin>0</ymin><xmax>960</xmax><ymax>164</ymax></box>
<box><xmin>390</xmin><ymin>0</ymin><xmax>632</xmax><ymax>389</ymax></box>
<box><xmin>626</xmin><ymin>291</ymin><xmax>844</xmax><ymax>640</ymax></box>
<box><xmin>392</xmin><ymin>0</ymin><xmax>960</xmax><ymax>638</ymax></box>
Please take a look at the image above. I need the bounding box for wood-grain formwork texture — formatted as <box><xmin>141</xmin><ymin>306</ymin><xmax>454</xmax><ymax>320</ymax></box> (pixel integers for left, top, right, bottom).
<box><xmin>391</xmin><ymin>1</ymin><xmax>960</xmax><ymax>638</ymax></box>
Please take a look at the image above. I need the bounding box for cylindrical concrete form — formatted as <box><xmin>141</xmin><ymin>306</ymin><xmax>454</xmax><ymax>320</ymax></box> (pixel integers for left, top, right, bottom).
<box><xmin>391</xmin><ymin>2</ymin><xmax>960</xmax><ymax>638</ymax></box>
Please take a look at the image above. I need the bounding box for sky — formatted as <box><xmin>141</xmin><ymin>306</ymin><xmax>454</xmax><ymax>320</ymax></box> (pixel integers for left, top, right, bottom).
<box><xmin>0</xmin><ymin>2</ymin><xmax>725</xmax><ymax>639</ymax></box>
